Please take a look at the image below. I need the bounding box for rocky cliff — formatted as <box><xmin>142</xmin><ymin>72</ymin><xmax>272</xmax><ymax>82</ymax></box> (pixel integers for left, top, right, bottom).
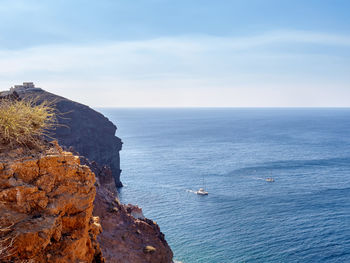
<box><xmin>0</xmin><ymin>83</ymin><xmax>174</xmax><ymax>262</ymax></box>
<box><xmin>94</xmin><ymin>174</ymin><xmax>174</xmax><ymax>263</ymax></box>
<box><xmin>0</xmin><ymin>144</ymin><xmax>173</xmax><ymax>262</ymax></box>
<box><xmin>0</xmin><ymin>144</ymin><xmax>103</xmax><ymax>262</ymax></box>
<box><xmin>0</xmin><ymin>83</ymin><xmax>123</xmax><ymax>188</ymax></box>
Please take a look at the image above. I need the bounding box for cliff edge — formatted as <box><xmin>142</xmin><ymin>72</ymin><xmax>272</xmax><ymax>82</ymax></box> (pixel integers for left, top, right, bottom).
<box><xmin>94</xmin><ymin>173</ymin><xmax>174</xmax><ymax>263</ymax></box>
<box><xmin>1</xmin><ymin>82</ymin><xmax>123</xmax><ymax>188</ymax></box>
<box><xmin>0</xmin><ymin>87</ymin><xmax>173</xmax><ymax>262</ymax></box>
<box><xmin>0</xmin><ymin>144</ymin><xmax>103</xmax><ymax>262</ymax></box>
<box><xmin>0</xmin><ymin>145</ymin><xmax>173</xmax><ymax>262</ymax></box>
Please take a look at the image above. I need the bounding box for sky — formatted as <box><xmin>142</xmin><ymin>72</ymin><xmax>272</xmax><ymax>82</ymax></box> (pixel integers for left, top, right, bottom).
<box><xmin>0</xmin><ymin>0</ymin><xmax>349</xmax><ymax>107</ymax></box>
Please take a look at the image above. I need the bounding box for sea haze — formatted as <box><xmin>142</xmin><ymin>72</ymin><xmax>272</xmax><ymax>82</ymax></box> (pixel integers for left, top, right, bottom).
<box><xmin>99</xmin><ymin>108</ymin><xmax>350</xmax><ymax>263</ymax></box>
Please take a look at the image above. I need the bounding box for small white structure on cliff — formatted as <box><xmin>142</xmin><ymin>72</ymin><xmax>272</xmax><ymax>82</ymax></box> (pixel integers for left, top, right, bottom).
<box><xmin>9</xmin><ymin>82</ymin><xmax>43</xmax><ymax>94</ymax></box>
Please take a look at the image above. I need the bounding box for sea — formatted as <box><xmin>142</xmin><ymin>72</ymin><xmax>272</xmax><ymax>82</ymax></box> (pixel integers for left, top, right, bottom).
<box><xmin>98</xmin><ymin>108</ymin><xmax>350</xmax><ymax>263</ymax></box>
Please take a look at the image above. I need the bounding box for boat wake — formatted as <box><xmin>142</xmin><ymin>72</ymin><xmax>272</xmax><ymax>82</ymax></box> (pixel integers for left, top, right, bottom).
<box><xmin>252</xmin><ymin>176</ymin><xmax>275</xmax><ymax>182</ymax></box>
<box><xmin>252</xmin><ymin>177</ymin><xmax>266</xmax><ymax>181</ymax></box>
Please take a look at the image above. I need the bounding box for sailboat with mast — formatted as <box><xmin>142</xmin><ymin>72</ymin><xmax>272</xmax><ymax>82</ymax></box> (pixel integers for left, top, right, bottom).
<box><xmin>196</xmin><ymin>174</ymin><xmax>208</xmax><ymax>195</ymax></box>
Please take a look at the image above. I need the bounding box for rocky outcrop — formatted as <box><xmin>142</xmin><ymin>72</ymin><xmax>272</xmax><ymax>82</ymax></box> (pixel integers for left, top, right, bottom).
<box><xmin>94</xmin><ymin>173</ymin><xmax>173</xmax><ymax>263</ymax></box>
<box><xmin>0</xmin><ymin>144</ymin><xmax>173</xmax><ymax>262</ymax></box>
<box><xmin>0</xmin><ymin>83</ymin><xmax>174</xmax><ymax>262</ymax></box>
<box><xmin>0</xmin><ymin>145</ymin><xmax>103</xmax><ymax>262</ymax></box>
<box><xmin>1</xmin><ymin>83</ymin><xmax>123</xmax><ymax>188</ymax></box>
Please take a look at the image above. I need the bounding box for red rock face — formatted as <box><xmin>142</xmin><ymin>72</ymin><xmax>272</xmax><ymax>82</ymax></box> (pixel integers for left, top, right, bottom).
<box><xmin>0</xmin><ymin>146</ymin><xmax>173</xmax><ymax>263</ymax></box>
<box><xmin>94</xmin><ymin>176</ymin><xmax>174</xmax><ymax>263</ymax></box>
<box><xmin>0</xmin><ymin>147</ymin><xmax>103</xmax><ymax>263</ymax></box>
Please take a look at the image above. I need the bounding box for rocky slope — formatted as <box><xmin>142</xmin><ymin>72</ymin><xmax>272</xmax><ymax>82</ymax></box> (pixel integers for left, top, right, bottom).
<box><xmin>0</xmin><ymin>83</ymin><xmax>174</xmax><ymax>262</ymax></box>
<box><xmin>0</xmin><ymin>144</ymin><xmax>173</xmax><ymax>262</ymax></box>
<box><xmin>0</xmin><ymin>144</ymin><xmax>103</xmax><ymax>262</ymax></box>
<box><xmin>0</xmin><ymin>83</ymin><xmax>123</xmax><ymax>188</ymax></box>
<box><xmin>94</xmin><ymin>173</ymin><xmax>174</xmax><ymax>263</ymax></box>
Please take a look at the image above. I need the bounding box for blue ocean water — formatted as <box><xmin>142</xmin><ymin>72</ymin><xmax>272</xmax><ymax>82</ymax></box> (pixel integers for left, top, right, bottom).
<box><xmin>99</xmin><ymin>108</ymin><xmax>350</xmax><ymax>263</ymax></box>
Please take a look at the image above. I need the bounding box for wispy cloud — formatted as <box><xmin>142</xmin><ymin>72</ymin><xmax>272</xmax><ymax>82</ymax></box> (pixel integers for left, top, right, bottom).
<box><xmin>1</xmin><ymin>30</ymin><xmax>349</xmax><ymax>73</ymax></box>
<box><xmin>0</xmin><ymin>30</ymin><xmax>349</xmax><ymax>107</ymax></box>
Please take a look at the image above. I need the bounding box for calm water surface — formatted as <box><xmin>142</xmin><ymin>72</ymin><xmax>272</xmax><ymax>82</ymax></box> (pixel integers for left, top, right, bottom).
<box><xmin>99</xmin><ymin>108</ymin><xmax>350</xmax><ymax>263</ymax></box>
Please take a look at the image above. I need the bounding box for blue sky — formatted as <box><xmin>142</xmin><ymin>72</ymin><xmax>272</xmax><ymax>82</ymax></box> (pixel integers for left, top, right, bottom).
<box><xmin>0</xmin><ymin>0</ymin><xmax>349</xmax><ymax>107</ymax></box>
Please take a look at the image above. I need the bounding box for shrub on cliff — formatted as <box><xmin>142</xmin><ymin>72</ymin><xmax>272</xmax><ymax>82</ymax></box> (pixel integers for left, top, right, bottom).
<box><xmin>0</xmin><ymin>98</ymin><xmax>56</xmax><ymax>148</ymax></box>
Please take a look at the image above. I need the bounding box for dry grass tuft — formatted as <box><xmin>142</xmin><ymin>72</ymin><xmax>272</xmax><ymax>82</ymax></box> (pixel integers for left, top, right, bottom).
<box><xmin>0</xmin><ymin>98</ymin><xmax>57</xmax><ymax>148</ymax></box>
<box><xmin>0</xmin><ymin>221</ymin><xmax>16</xmax><ymax>260</ymax></box>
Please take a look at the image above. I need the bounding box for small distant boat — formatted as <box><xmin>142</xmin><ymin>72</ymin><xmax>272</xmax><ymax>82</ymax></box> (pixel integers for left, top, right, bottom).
<box><xmin>196</xmin><ymin>188</ymin><xmax>208</xmax><ymax>195</ymax></box>
<box><xmin>196</xmin><ymin>174</ymin><xmax>208</xmax><ymax>195</ymax></box>
<box><xmin>266</xmin><ymin>177</ymin><xmax>275</xmax><ymax>182</ymax></box>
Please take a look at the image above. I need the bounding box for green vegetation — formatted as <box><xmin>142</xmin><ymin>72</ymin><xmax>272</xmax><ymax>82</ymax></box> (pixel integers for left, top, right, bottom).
<box><xmin>0</xmin><ymin>98</ymin><xmax>56</xmax><ymax>148</ymax></box>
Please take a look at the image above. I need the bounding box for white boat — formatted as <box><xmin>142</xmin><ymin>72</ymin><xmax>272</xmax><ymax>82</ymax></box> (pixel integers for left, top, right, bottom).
<box><xmin>266</xmin><ymin>177</ymin><xmax>275</xmax><ymax>182</ymax></box>
<box><xmin>196</xmin><ymin>174</ymin><xmax>208</xmax><ymax>195</ymax></box>
<box><xmin>196</xmin><ymin>188</ymin><xmax>208</xmax><ymax>195</ymax></box>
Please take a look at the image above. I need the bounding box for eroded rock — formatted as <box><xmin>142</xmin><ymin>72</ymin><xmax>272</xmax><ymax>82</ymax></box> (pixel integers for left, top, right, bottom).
<box><xmin>1</xmin><ymin>83</ymin><xmax>123</xmax><ymax>188</ymax></box>
<box><xmin>0</xmin><ymin>146</ymin><xmax>103</xmax><ymax>262</ymax></box>
<box><xmin>94</xmin><ymin>174</ymin><xmax>173</xmax><ymax>263</ymax></box>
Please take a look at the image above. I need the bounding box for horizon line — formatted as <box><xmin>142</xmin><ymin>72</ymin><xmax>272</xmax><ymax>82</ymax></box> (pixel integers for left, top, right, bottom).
<box><xmin>95</xmin><ymin>106</ymin><xmax>350</xmax><ymax>109</ymax></box>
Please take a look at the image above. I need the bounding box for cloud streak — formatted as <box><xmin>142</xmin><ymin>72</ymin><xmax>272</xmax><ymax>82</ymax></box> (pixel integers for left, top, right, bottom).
<box><xmin>0</xmin><ymin>30</ymin><xmax>350</xmax><ymax>107</ymax></box>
